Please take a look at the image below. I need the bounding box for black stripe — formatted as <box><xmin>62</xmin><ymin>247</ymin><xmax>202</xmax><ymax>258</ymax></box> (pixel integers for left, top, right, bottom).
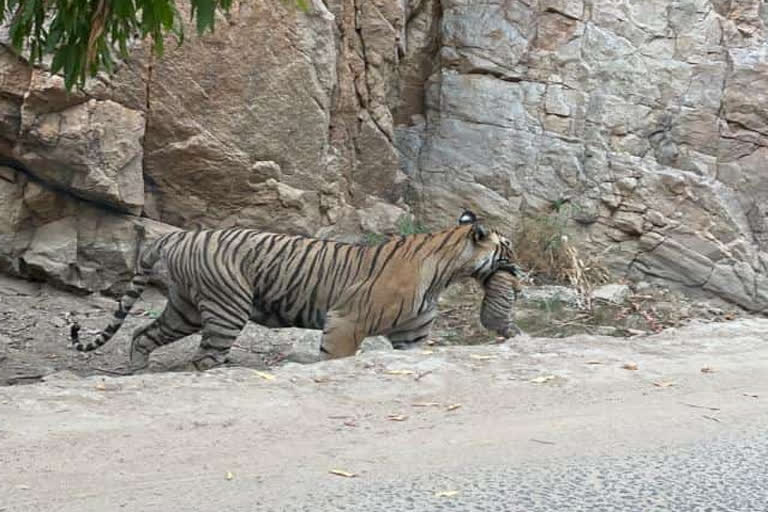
<box><xmin>216</xmin><ymin>230</ymin><xmax>255</xmax><ymax>305</ymax></box>
<box><xmin>391</xmin><ymin>298</ymin><xmax>407</xmax><ymax>328</ymax></box>
<box><xmin>372</xmin><ymin>308</ymin><xmax>386</xmax><ymax>334</ymax></box>
<box><xmin>293</xmin><ymin>303</ymin><xmax>309</xmax><ymax>328</ymax></box>
<box><xmin>241</xmin><ymin>233</ymin><xmax>272</xmax><ymax>277</ymax></box>
<box><xmin>265</xmin><ymin>299</ymin><xmax>290</xmax><ymax>326</ymax></box>
<box><xmin>199</xmin><ymin>342</ymin><xmax>233</xmax><ymax>352</ymax></box>
<box><xmin>195</xmin><ymin>265</ymin><xmax>250</xmax><ymax>325</ymax></box>
<box><xmin>173</xmin><ymin>305</ymin><xmax>202</xmax><ymax>330</ymax></box>
<box><xmin>429</xmin><ymin>228</ymin><xmax>463</xmax><ymax>256</ymax></box>
<box><xmin>315</xmin><ymin>309</ymin><xmax>327</xmax><ymax>329</ymax></box>
<box><xmin>191</xmin><ymin>233</ymin><xmax>253</xmax><ymax>319</ymax></box>
<box><xmin>196</xmin><ymin>289</ymin><xmax>248</xmax><ymax>328</ymax></box>
<box><xmin>286</xmin><ymin>242</ymin><xmax>326</xmax><ymax>307</ymax></box>
<box><xmin>364</xmin><ymin>239</ymin><xmax>406</xmax><ymax>303</ymax></box>
<box><xmin>404</xmin><ymin>334</ymin><xmax>429</xmax><ymax>344</ymax></box>
<box><xmin>282</xmin><ymin>238</ymin><xmax>310</xmax><ymax>270</ymax></box>
<box><xmin>203</xmin><ymin>316</ymin><xmax>245</xmax><ymax>332</ymax></box>
<box><xmin>418</xmin><ymin>264</ymin><xmax>445</xmax><ymax>314</ymax></box>
<box><xmin>427</xmin><ymin>257</ymin><xmax>457</xmax><ymax>298</ymax></box>
<box><xmin>259</xmin><ymin>238</ymin><xmax>301</xmax><ymax>296</ymax></box>
<box><xmin>283</xmin><ymin>240</ymin><xmax>319</xmax><ymax>293</ymax></box>
<box><xmin>411</xmin><ymin>317</ymin><xmax>434</xmax><ymax>333</ymax></box>
<box><xmin>365</xmin><ymin>243</ymin><xmax>387</xmax><ymax>280</ymax></box>
<box><xmin>339</xmin><ymin>247</ymin><xmax>358</xmax><ymax>293</ymax></box>
<box><xmin>252</xmin><ymin>235</ymin><xmax>292</xmax><ymax>286</ymax></box>
<box><xmin>350</xmin><ymin>247</ymin><xmax>367</xmax><ymax>283</ymax></box>
<box><xmin>142</xmin><ymin>330</ymin><xmax>162</xmax><ymax>345</ymax></box>
<box><xmin>301</xmin><ymin>251</ymin><xmax>329</xmax><ymax>329</ymax></box>
<box><xmin>409</xmin><ymin>233</ymin><xmax>433</xmax><ymax>258</ymax></box>
<box><xmin>327</xmin><ymin>245</ymin><xmax>349</xmax><ymax>304</ymax></box>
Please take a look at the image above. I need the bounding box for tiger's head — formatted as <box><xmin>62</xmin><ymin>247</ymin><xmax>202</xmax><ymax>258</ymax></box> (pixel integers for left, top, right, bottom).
<box><xmin>458</xmin><ymin>210</ymin><xmax>519</xmax><ymax>281</ymax></box>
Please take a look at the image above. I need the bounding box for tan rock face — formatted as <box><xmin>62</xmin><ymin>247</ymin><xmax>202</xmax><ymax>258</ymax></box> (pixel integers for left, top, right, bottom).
<box><xmin>16</xmin><ymin>94</ymin><xmax>145</xmax><ymax>212</ymax></box>
<box><xmin>142</xmin><ymin>1</ymin><xmax>337</xmax><ymax>227</ymax></box>
<box><xmin>0</xmin><ymin>0</ymin><xmax>408</xmax><ymax>292</ymax></box>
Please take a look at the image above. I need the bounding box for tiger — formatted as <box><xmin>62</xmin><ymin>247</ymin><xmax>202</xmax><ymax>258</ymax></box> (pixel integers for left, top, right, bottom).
<box><xmin>69</xmin><ymin>210</ymin><xmax>518</xmax><ymax>371</ymax></box>
<box><xmin>480</xmin><ymin>269</ymin><xmax>525</xmax><ymax>338</ymax></box>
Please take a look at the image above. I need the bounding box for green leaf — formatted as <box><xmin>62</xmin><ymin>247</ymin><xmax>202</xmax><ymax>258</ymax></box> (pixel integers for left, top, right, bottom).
<box><xmin>193</xmin><ymin>0</ymin><xmax>216</xmax><ymax>34</ymax></box>
<box><xmin>45</xmin><ymin>25</ymin><xmax>64</xmax><ymax>53</ymax></box>
<box><xmin>50</xmin><ymin>49</ymin><xmax>66</xmax><ymax>75</ymax></box>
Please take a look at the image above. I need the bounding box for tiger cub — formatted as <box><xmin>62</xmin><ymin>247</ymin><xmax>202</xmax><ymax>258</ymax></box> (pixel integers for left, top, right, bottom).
<box><xmin>480</xmin><ymin>269</ymin><xmax>524</xmax><ymax>338</ymax></box>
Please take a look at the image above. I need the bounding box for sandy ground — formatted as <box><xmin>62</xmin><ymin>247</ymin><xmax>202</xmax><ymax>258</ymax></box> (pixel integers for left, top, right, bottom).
<box><xmin>0</xmin><ymin>275</ymin><xmax>299</xmax><ymax>385</ymax></box>
<box><xmin>1</xmin><ymin>289</ymin><xmax>767</xmax><ymax>512</ymax></box>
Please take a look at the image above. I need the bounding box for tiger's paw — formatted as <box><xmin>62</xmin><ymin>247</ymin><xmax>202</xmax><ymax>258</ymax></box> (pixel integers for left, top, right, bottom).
<box><xmin>391</xmin><ymin>342</ymin><xmax>426</xmax><ymax>351</ymax></box>
<box><xmin>191</xmin><ymin>354</ymin><xmax>228</xmax><ymax>371</ymax></box>
<box><xmin>503</xmin><ymin>330</ymin><xmax>530</xmax><ymax>343</ymax></box>
<box><xmin>280</xmin><ymin>350</ymin><xmax>328</xmax><ymax>365</ymax></box>
<box><xmin>128</xmin><ymin>345</ymin><xmax>150</xmax><ymax>372</ymax></box>
<box><xmin>500</xmin><ymin>323</ymin><xmax>524</xmax><ymax>338</ymax></box>
<box><xmin>127</xmin><ymin>358</ymin><xmax>150</xmax><ymax>374</ymax></box>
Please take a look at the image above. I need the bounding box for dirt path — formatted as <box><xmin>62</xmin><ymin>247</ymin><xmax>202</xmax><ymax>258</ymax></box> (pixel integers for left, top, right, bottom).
<box><xmin>2</xmin><ymin>316</ymin><xmax>767</xmax><ymax>511</ymax></box>
<box><xmin>0</xmin><ymin>275</ymin><xmax>301</xmax><ymax>385</ymax></box>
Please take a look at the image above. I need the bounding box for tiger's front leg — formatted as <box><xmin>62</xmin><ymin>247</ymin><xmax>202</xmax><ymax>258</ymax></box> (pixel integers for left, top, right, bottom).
<box><xmin>282</xmin><ymin>312</ymin><xmax>364</xmax><ymax>364</ymax></box>
<box><xmin>319</xmin><ymin>312</ymin><xmax>366</xmax><ymax>358</ymax></box>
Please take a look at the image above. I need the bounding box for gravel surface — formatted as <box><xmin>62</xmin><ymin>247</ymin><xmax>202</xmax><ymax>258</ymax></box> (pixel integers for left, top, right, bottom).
<box><xmin>2</xmin><ymin>312</ymin><xmax>767</xmax><ymax>512</ymax></box>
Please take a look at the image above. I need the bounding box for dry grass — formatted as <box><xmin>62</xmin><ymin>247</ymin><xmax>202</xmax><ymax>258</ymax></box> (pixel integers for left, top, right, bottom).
<box><xmin>511</xmin><ymin>211</ymin><xmax>609</xmax><ymax>308</ymax></box>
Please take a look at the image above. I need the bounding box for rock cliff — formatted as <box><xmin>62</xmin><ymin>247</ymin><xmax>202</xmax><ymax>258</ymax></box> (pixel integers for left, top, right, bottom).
<box><xmin>1</xmin><ymin>0</ymin><xmax>767</xmax><ymax>312</ymax></box>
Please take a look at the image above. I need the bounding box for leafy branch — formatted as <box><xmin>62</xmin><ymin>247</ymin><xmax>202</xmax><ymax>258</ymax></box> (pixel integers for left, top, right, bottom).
<box><xmin>0</xmin><ymin>0</ymin><xmax>308</xmax><ymax>91</ymax></box>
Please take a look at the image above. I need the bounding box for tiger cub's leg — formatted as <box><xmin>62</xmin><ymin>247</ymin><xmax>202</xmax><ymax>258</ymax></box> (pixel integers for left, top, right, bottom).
<box><xmin>386</xmin><ymin>309</ymin><xmax>437</xmax><ymax>350</ymax></box>
<box><xmin>190</xmin><ymin>303</ymin><xmax>249</xmax><ymax>371</ymax></box>
<box><xmin>129</xmin><ymin>287</ymin><xmax>202</xmax><ymax>371</ymax></box>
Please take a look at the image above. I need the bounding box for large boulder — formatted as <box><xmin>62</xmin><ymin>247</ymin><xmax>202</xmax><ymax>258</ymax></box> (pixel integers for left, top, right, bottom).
<box><xmin>0</xmin><ymin>165</ymin><xmax>177</xmax><ymax>293</ymax></box>
<box><xmin>15</xmin><ymin>95</ymin><xmax>145</xmax><ymax>213</ymax></box>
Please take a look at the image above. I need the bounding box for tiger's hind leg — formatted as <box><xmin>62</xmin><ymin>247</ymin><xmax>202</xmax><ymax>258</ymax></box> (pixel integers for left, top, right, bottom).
<box><xmin>386</xmin><ymin>309</ymin><xmax>437</xmax><ymax>350</ymax></box>
<box><xmin>129</xmin><ymin>287</ymin><xmax>202</xmax><ymax>371</ymax></box>
<box><xmin>190</xmin><ymin>304</ymin><xmax>249</xmax><ymax>371</ymax></box>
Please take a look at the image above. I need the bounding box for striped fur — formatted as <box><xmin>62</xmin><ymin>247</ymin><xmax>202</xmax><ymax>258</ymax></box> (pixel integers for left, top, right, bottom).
<box><xmin>480</xmin><ymin>270</ymin><xmax>524</xmax><ymax>338</ymax></box>
<box><xmin>70</xmin><ymin>211</ymin><xmax>516</xmax><ymax>370</ymax></box>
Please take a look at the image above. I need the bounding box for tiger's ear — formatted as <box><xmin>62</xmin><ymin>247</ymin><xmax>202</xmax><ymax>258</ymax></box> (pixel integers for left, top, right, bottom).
<box><xmin>472</xmin><ymin>223</ymin><xmax>489</xmax><ymax>242</ymax></box>
<box><xmin>458</xmin><ymin>210</ymin><xmax>477</xmax><ymax>225</ymax></box>
<box><xmin>458</xmin><ymin>210</ymin><xmax>489</xmax><ymax>242</ymax></box>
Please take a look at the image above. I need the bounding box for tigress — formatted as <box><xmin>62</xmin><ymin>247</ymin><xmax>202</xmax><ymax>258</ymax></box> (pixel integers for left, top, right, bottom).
<box><xmin>70</xmin><ymin>210</ymin><xmax>517</xmax><ymax>370</ymax></box>
<box><xmin>480</xmin><ymin>269</ymin><xmax>525</xmax><ymax>338</ymax></box>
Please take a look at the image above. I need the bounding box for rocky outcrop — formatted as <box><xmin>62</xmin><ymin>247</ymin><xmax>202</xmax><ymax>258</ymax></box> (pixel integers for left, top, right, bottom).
<box><xmin>398</xmin><ymin>0</ymin><xmax>768</xmax><ymax>313</ymax></box>
<box><xmin>0</xmin><ymin>164</ymin><xmax>177</xmax><ymax>293</ymax></box>
<box><xmin>1</xmin><ymin>0</ymin><xmax>768</xmax><ymax>313</ymax></box>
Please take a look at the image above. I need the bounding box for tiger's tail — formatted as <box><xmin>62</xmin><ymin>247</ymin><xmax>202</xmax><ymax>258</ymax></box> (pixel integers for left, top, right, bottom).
<box><xmin>70</xmin><ymin>225</ymin><xmax>160</xmax><ymax>352</ymax></box>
